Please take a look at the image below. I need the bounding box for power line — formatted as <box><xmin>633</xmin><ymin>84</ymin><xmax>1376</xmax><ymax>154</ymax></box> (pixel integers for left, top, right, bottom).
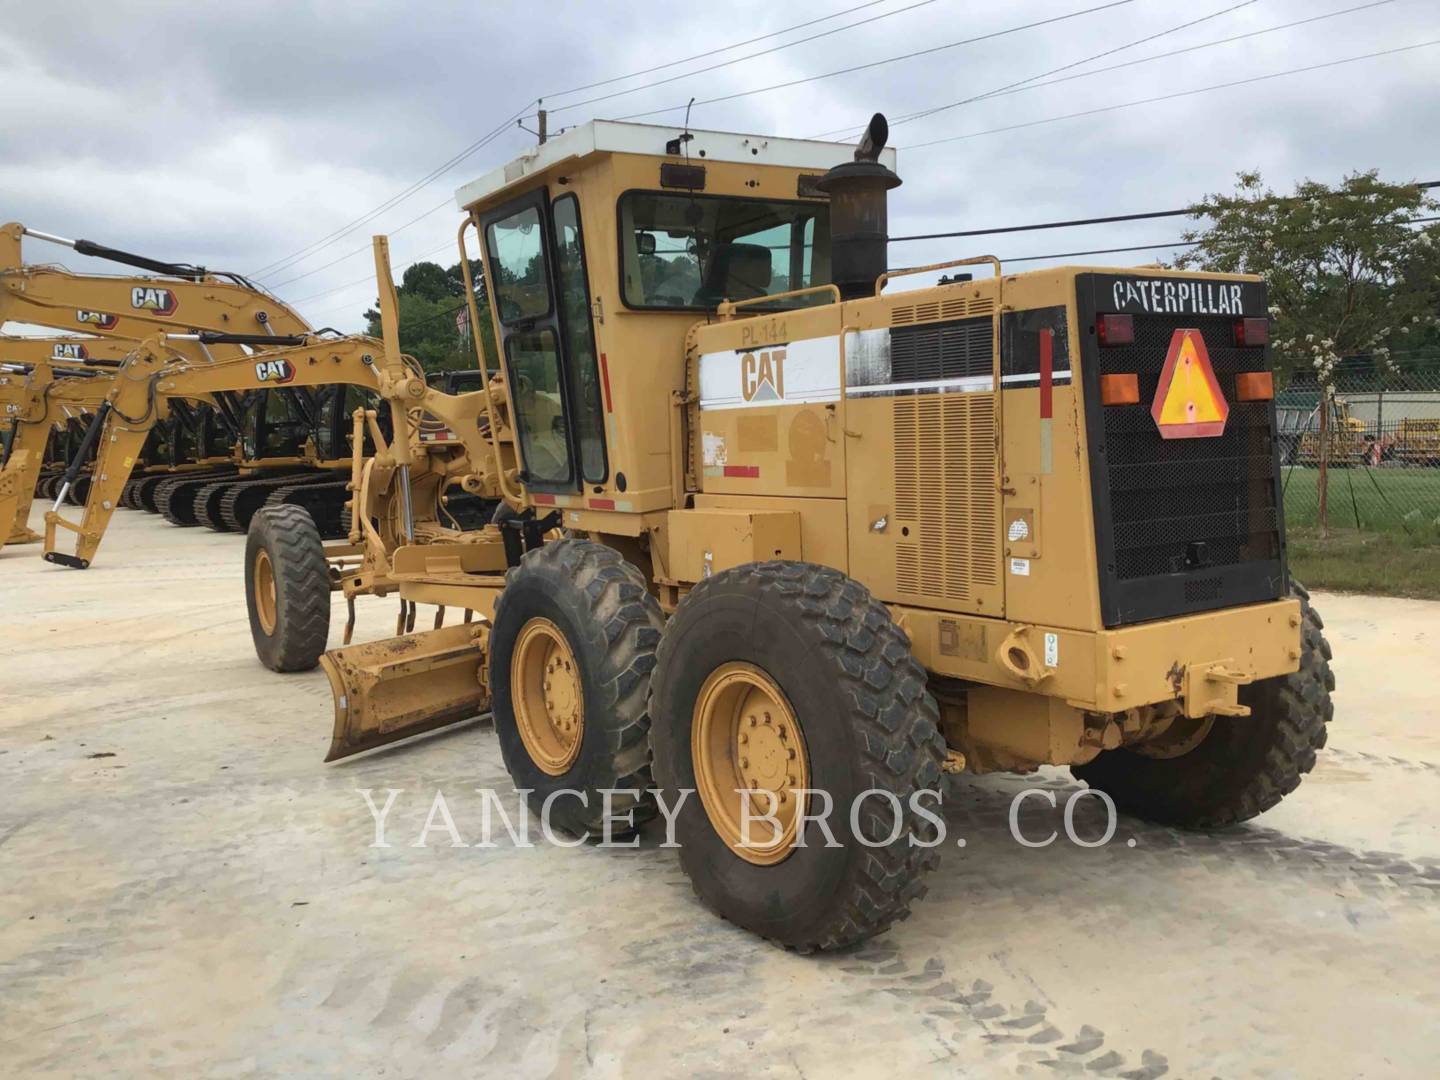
<box><xmin>890</xmin><ymin>184</ymin><xmax>1440</xmax><ymax>243</ymax></box>
<box><xmin>543</xmin><ymin>0</ymin><xmax>896</xmax><ymax>99</ymax></box>
<box><xmin>816</xmin><ymin>0</ymin><xmax>1270</xmax><ymax>140</ymax></box>
<box><xmin>994</xmin><ymin>240</ymin><xmax>1197</xmax><ymax>263</ymax></box>
<box><xmin>904</xmin><ymin>213</ymin><xmax>1440</xmax><ymax>265</ymax></box>
<box><xmin>547</xmin><ymin>0</ymin><xmax>950</xmax><ymax>117</ymax></box>
<box><xmin>251</xmin><ymin>102</ymin><xmax>532</xmax><ymax>279</ymax></box>
<box><xmin>303</xmin><ymin>212</ymin><xmax>1440</xmax><ymax>329</ymax></box>
<box><xmin>269</xmin><ymin>196</ymin><xmax>453</xmax><ymax>289</ymax></box>
<box><xmin>290</xmin><ymin>238</ymin><xmax>459</xmax><ymax>307</ymax></box>
<box><xmin>256</xmin><ymin>3</ymin><xmax>935</xmax><ymax>285</ymax></box>
<box><xmin>254</xmin><ymin>3</ymin><xmax>938</xmax><ymax>291</ymax></box>
<box><xmin>903</xmin><ymin>38</ymin><xmax>1440</xmax><ymax>150</ymax></box>
<box><xmin>897</xmin><ymin>0</ymin><xmax>1394</xmax><ymax>131</ymax></box>
<box><xmin>612</xmin><ymin>0</ymin><xmax>1135</xmax><ymax>122</ymax></box>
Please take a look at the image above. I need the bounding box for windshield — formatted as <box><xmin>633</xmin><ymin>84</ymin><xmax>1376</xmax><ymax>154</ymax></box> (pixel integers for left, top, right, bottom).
<box><xmin>618</xmin><ymin>192</ymin><xmax>829</xmax><ymax>311</ymax></box>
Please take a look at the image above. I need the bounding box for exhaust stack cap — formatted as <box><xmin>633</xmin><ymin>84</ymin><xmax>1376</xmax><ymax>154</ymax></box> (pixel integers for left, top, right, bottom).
<box><xmin>816</xmin><ymin>113</ymin><xmax>901</xmax><ymax>300</ymax></box>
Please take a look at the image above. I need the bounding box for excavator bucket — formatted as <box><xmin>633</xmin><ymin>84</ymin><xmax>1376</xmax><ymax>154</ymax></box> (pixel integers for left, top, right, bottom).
<box><xmin>0</xmin><ymin>448</ymin><xmax>38</xmax><ymax>547</ymax></box>
<box><xmin>322</xmin><ymin>620</ymin><xmax>490</xmax><ymax>761</ymax></box>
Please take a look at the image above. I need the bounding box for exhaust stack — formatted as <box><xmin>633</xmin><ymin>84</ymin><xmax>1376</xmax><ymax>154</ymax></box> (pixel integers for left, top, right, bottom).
<box><xmin>816</xmin><ymin>113</ymin><xmax>901</xmax><ymax>300</ymax></box>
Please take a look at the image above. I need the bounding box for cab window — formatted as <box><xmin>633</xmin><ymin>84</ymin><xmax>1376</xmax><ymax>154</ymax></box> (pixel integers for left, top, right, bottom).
<box><xmin>618</xmin><ymin>192</ymin><xmax>830</xmax><ymax>311</ymax></box>
<box><xmin>486</xmin><ymin>205</ymin><xmax>551</xmax><ymax>323</ymax></box>
<box><xmin>483</xmin><ymin>195</ymin><xmax>573</xmax><ymax>487</ymax></box>
<box><xmin>551</xmin><ymin>194</ymin><xmax>607</xmax><ymax>483</ymax></box>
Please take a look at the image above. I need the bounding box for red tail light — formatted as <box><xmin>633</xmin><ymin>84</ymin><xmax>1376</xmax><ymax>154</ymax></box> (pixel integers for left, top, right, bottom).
<box><xmin>1233</xmin><ymin>317</ymin><xmax>1269</xmax><ymax>347</ymax></box>
<box><xmin>1096</xmin><ymin>314</ymin><xmax>1134</xmax><ymax>346</ymax></box>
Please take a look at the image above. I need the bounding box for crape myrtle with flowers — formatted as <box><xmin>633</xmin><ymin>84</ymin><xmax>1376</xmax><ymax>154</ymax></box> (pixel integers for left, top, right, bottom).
<box><xmin>1176</xmin><ymin>170</ymin><xmax>1440</xmax><ymax>394</ymax></box>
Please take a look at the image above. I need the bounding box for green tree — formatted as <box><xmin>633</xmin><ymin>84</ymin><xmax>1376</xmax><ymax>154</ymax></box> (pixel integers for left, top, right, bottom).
<box><xmin>363</xmin><ymin>258</ymin><xmax>499</xmax><ymax>376</ymax></box>
<box><xmin>1176</xmin><ymin>171</ymin><xmax>1440</xmax><ymax>389</ymax></box>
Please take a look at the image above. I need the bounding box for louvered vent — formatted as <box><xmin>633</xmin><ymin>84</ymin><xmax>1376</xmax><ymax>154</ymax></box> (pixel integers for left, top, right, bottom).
<box><xmin>893</xmin><ymin>394</ymin><xmax>999</xmax><ymax>601</ymax></box>
<box><xmin>891</xmin><ymin>295</ymin><xmax>997</xmax><ymax>326</ymax></box>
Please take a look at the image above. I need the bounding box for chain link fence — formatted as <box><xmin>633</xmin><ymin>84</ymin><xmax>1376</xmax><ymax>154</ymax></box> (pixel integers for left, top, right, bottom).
<box><xmin>1278</xmin><ymin>359</ymin><xmax>1440</xmax><ymax>538</ymax></box>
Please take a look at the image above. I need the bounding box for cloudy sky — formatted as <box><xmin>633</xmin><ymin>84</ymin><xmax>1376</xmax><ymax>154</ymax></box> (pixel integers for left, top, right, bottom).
<box><xmin>1</xmin><ymin>0</ymin><xmax>1435</xmax><ymax>331</ymax></box>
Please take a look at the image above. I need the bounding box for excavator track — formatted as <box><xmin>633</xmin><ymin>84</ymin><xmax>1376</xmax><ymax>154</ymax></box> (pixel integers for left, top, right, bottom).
<box><xmin>63</xmin><ymin>475</ymin><xmax>92</xmax><ymax>506</ymax></box>
<box><xmin>35</xmin><ymin>473</ymin><xmax>60</xmax><ymax>501</ymax></box>
<box><xmin>215</xmin><ymin>470</ymin><xmax>332</xmax><ymax>533</ymax></box>
<box><xmin>193</xmin><ymin>478</ymin><xmax>241</xmax><ymax>531</ymax></box>
<box><xmin>264</xmin><ymin>480</ymin><xmax>352</xmax><ymax>540</ymax></box>
<box><xmin>154</xmin><ymin>469</ymin><xmax>238</xmax><ymax>527</ymax></box>
<box><xmin>133</xmin><ymin>474</ymin><xmax>176</xmax><ymax>514</ymax></box>
<box><xmin>194</xmin><ymin>471</ymin><xmax>314</xmax><ymax>532</ymax></box>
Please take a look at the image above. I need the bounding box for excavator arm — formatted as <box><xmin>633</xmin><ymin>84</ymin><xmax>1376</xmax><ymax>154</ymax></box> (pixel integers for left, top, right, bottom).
<box><xmin>0</xmin><ymin>357</ymin><xmax>121</xmax><ymax>546</ymax></box>
<box><xmin>1</xmin><ymin>222</ymin><xmax>312</xmax><ymax>342</ymax></box>
<box><xmin>1</xmin><ymin>334</ymin><xmax>137</xmax><ymax>367</ymax></box>
<box><xmin>40</xmin><ymin>239</ymin><xmax>507</xmax><ymax>570</ymax></box>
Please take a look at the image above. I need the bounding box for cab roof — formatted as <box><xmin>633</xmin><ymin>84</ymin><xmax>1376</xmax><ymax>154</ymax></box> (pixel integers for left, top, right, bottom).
<box><xmin>453</xmin><ymin>119</ymin><xmax>897</xmax><ymax>211</ymax></box>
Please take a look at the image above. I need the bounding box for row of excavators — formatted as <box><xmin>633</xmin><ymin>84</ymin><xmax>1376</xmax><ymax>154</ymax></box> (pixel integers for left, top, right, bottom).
<box><xmin>0</xmin><ymin>223</ymin><xmax>387</xmax><ymax>555</ymax></box>
<box><xmin>3</xmin><ymin>115</ymin><xmax>1336</xmax><ymax>953</ymax></box>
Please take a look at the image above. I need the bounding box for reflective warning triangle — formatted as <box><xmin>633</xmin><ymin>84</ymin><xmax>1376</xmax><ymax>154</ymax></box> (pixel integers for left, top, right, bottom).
<box><xmin>1152</xmin><ymin>328</ymin><xmax>1228</xmax><ymax>439</ymax></box>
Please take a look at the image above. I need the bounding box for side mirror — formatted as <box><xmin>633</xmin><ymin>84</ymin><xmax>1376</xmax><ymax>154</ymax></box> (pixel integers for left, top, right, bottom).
<box><xmin>637</xmin><ymin>232</ymin><xmax>657</xmax><ymax>255</ymax></box>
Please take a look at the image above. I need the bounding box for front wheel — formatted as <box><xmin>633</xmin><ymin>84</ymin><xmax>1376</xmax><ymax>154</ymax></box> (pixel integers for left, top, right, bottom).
<box><xmin>245</xmin><ymin>505</ymin><xmax>332</xmax><ymax>672</ymax></box>
<box><xmin>488</xmin><ymin>540</ymin><xmax>664</xmax><ymax>836</ymax></box>
<box><xmin>1072</xmin><ymin>580</ymin><xmax>1334</xmax><ymax>828</ymax></box>
<box><xmin>649</xmin><ymin>562</ymin><xmax>946</xmax><ymax>952</ymax></box>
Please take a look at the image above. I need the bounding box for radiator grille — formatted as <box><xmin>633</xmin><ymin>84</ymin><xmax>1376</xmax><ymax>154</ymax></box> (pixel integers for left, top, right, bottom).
<box><xmin>893</xmin><ymin>394</ymin><xmax>998</xmax><ymax>601</ymax></box>
<box><xmin>891</xmin><ymin>295</ymin><xmax>995</xmax><ymax>325</ymax></box>
<box><xmin>890</xmin><ymin>317</ymin><xmax>992</xmax><ymax>383</ymax></box>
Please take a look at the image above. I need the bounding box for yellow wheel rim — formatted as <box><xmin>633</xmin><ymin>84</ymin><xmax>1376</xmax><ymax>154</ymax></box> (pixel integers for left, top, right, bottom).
<box><xmin>511</xmin><ymin>617</ymin><xmax>584</xmax><ymax>776</ymax></box>
<box><xmin>692</xmin><ymin>662</ymin><xmax>810</xmax><ymax>866</ymax></box>
<box><xmin>254</xmin><ymin>548</ymin><xmax>277</xmax><ymax>636</ymax></box>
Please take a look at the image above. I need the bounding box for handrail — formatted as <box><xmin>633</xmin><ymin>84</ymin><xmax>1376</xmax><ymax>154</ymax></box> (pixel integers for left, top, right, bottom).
<box><xmin>715</xmin><ymin>283</ymin><xmax>842</xmax><ymax>319</ymax></box>
<box><xmin>457</xmin><ymin>216</ymin><xmax>520</xmax><ymax>505</ymax></box>
<box><xmin>875</xmin><ymin>255</ymin><xmax>1003</xmax><ymax>295</ymax></box>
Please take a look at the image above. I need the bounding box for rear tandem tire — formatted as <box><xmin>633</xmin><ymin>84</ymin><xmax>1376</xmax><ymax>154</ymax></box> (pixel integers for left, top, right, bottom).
<box><xmin>648</xmin><ymin>561</ymin><xmax>947</xmax><ymax>952</ymax></box>
<box><xmin>245</xmin><ymin>505</ymin><xmax>332</xmax><ymax>672</ymax></box>
<box><xmin>488</xmin><ymin>539</ymin><xmax>664</xmax><ymax>837</ymax></box>
<box><xmin>1072</xmin><ymin>580</ymin><xmax>1334</xmax><ymax>828</ymax></box>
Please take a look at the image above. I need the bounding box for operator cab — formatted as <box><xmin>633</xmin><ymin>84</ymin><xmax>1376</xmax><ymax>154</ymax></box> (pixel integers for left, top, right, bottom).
<box><xmin>455</xmin><ymin>121</ymin><xmax>884</xmax><ymax>507</ymax></box>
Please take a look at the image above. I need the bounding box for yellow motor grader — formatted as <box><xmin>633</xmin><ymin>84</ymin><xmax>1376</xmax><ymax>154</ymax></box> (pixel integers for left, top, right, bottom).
<box><xmin>221</xmin><ymin>115</ymin><xmax>1333</xmax><ymax>952</ymax></box>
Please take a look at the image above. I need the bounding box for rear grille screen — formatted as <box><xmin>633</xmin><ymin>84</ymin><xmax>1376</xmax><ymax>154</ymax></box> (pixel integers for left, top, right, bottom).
<box><xmin>1077</xmin><ymin>274</ymin><xmax>1287</xmax><ymax>626</ymax></box>
<box><xmin>1096</xmin><ymin>315</ymin><xmax>1279</xmax><ymax>580</ymax></box>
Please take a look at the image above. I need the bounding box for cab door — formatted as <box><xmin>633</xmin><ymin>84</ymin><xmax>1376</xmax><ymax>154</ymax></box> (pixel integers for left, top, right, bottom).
<box><xmin>480</xmin><ymin>189</ymin><xmax>608</xmax><ymax>494</ymax></box>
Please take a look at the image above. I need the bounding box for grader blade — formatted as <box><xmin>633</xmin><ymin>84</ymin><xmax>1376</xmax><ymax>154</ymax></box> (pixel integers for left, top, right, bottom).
<box><xmin>322</xmin><ymin>620</ymin><xmax>489</xmax><ymax>761</ymax></box>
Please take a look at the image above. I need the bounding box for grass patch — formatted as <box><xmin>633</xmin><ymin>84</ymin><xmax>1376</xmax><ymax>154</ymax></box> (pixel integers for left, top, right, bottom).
<box><xmin>1287</xmin><ymin>527</ymin><xmax>1440</xmax><ymax>599</ymax></box>
<box><xmin>1282</xmin><ymin>466</ymin><xmax>1440</xmax><ymax>537</ymax></box>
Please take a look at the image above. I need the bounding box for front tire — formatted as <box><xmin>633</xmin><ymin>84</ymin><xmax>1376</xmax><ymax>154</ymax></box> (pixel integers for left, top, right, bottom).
<box><xmin>489</xmin><ymin>540</ymin><xmax>664</xmax><ymax>836</ymax></box>
<box><xmin>1072</xmin><ymin>581</ymin><xmax>1334</xmax><ymax>828</ymax></box>
<box><xmin>245</xmin><ymin>505</ymin><xmax>331</xmax><ymax>672</ymax></box>
<box><xmin>649</xmin><ymin>562</ymin><xmax>946</xmax><ymax>952</ymax></box>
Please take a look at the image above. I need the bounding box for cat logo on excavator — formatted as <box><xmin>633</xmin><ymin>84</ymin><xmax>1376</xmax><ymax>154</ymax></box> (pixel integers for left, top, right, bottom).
<box><xmin>76</xmin><ymin>309</ymin><xmax>118</xmax><ymax>329</ymax></box>
<box><xmin>130</xmin><ymin>286</ymin><xmax>178</xmax><ymax>315</ymax></box>
<box><xmin>52</xmin><ymin>342</ymin><xmax>88</xmax><ymax>360</ymax></box>
<box><xmin>1152</xmin><ymin>328</ymin><xmax>1228</xmax><ymax>439</ymax></box>
<box><xmin>254</xmin><ymin>358</ymin><xmax>295</xmax><ymax>384</ymax></box>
